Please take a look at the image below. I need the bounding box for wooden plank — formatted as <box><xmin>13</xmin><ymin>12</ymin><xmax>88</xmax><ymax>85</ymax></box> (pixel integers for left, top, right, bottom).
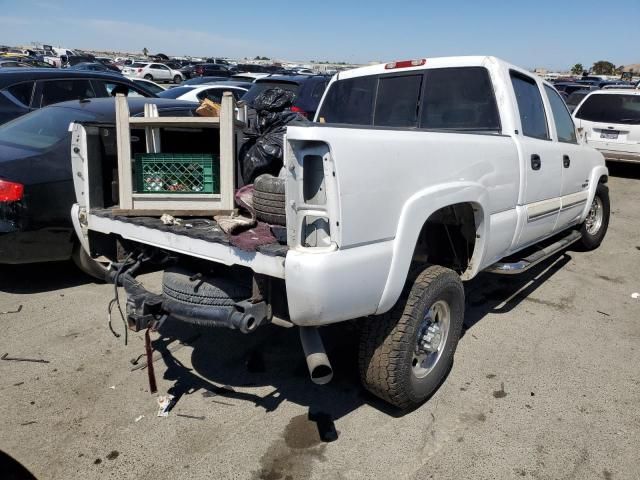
<box><xmin>132</xmin><ymin>193</ymin><xmax>221</xmax><ymax>200</ymax></box>
<box><xmin>111</xmin><ymin>209</ymin><xmax>233</xmax><ymax>217</ymax></box>
<box><xmin>115</xmin><ymin>94</ymin><xmax>133</xmax><ymax>209</ymax></box>
<box><xmin>219</xmin><ymin>92</ymin><xmax>236</xmax><ymax>212</ymax></box>
<box><xmin>144</xmin><ymin>103</ymin><xmax>161</xmax><ymax>153</ymax></box>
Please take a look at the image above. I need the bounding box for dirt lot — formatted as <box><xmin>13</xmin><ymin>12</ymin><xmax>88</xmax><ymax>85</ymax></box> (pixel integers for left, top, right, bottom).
<box><xmin>1</xmin><ymin>165</ymin><xmax>639</xmax><ymax>480</ymax></box>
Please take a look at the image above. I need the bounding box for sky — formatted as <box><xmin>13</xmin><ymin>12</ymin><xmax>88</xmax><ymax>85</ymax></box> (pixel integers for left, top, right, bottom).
<box><xmin>1</xmin><ymin>0</ymin><xmax>638</xmax><ymax>70</ymax></box>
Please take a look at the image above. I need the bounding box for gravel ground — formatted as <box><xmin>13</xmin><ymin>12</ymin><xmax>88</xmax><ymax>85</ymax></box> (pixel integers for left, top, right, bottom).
<box><xmin>1</xmin><ymin>165</ymin><xmax>639</xmax><ymax>480</ymax></box>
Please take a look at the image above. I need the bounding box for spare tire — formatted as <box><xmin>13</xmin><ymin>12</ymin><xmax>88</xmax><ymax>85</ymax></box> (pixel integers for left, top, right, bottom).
<box><xmin>253</xmin><ymin>174</ymin><xmax>286</xmax><ymax>226</ymax></box>
<box><xmin>163</xmin><ymin>266</ymin><xmax>251</xmax><ymax>307</ymax></box>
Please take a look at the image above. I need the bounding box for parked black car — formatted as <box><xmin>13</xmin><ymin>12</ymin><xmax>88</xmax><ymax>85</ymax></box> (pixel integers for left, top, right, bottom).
<box><xmin>566</xmin><ymin>89</ymin><xmax>593</xmax><ymax>113</ymax></box>
<box><xmin>235</xmin><ymin>64</ymin><xmax>269</xmax><ymax>73</ymax></box>
<box><xmin>0</xmin><ymin>97</ymin><xmax>199</xmax><ymax>278</ymax></box>
<box><xmin>0</xmin><ymin>69</ymin><xmax>156</xmax><ymax>125</ymax></box>
<box><xmin>185</xmin><ymin>63</ymin><xmax>232</xmax><ymax>79</ymax></box>
<box><xmin>241</xmin><ymin>75</ymin><xmax>330</xmax><ymax>118</ymax></box>
<box><xmin>553</xmin><ymin>82</ymin><xmax>596</xmax><ymax>96</ymax></box>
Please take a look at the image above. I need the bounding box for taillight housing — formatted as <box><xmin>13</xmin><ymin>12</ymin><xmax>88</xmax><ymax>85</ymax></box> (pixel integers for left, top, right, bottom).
<box><xmin>137</xmin><ymin>68</ymin><xmax>142</xmax><ymax>73</ymax></box>
<box><xmin>290</xmin><ymin>106</ymin><xmax>308</xmax><ymax>118</ymax></box>
<box><xmin>0</xmin><ymin>179</ymin><xmax>24</xmax><ymax>202</ymax></box>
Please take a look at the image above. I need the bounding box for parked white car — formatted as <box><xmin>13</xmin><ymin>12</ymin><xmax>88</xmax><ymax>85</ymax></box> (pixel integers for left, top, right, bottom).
<box><xmin>157</xmin><ymin>82</ymin><xmax>250</xmax><ymax>102</ymax></box>
<box><xmin>573</xmin><ymin>89</ymin><xmax>640</xmax><ymax>163</ymax></box>
<box><xmin>122</xmin><ymin>62</ymin><xmax>184</xmax><ymax>84</ymax></box>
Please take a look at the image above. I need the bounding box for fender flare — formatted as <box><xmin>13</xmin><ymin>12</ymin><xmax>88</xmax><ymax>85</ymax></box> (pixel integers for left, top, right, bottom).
<box><xmin>376</xmin><ymin>182</ymin><xmax>490</xmax><ymax>314</ymax></box>
<box><xmin>578</xmin><ymin>165</ymin><xmax>609</xmax><ymax>223</ymax></box>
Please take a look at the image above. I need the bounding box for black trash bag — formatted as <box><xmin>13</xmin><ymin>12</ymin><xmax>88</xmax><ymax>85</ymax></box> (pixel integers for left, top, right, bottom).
<box><xmin>253</xmin><ymin>88</ymin><xmax>295</xmax><ymax>113</ymax></box>
<box><xmin>240</xmin><ymin>88</ymin><xmax>308</xmax><ymax>184</ymax></box>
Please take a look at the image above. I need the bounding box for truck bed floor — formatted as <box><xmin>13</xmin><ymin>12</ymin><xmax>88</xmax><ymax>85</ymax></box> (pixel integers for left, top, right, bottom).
<box><xmin>90</xmin><ymin>209</ymin><xmax>288</xmax><ymax>257</ymax></box>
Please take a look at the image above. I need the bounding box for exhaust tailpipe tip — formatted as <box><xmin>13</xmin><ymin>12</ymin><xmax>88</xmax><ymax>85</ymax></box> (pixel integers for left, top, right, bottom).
<box><xmin>299</xmin><ymin>327</ymin><xmax>333</xmax><ymax>385</ymax></box>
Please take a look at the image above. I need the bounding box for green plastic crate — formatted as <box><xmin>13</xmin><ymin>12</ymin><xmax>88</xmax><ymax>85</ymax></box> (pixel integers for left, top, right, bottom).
<box><xmin>134</xmin><ymin>153</ymin><xmax>219</xmax><ymax>194</ymax></box>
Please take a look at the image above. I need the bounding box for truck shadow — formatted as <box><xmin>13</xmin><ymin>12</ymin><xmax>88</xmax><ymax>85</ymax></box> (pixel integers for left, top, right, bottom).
<box><xmin>0</xmin><ymin>261</ymin><xmax>94</xmax><ymax>293</ymax></box>
<box><xmin>463</xmin><ymin>253</ymin><xmax>571</xmax><ymax>332</ymax></box>
<box><xmin>606</xmin><ymin>161</ymin><xmax>640</xmax><ymax>180</ymax></box>
<box><xmin>151</xmin><ymin>253</ymin><xmax>573</xmax><ymax>425</ymax></box>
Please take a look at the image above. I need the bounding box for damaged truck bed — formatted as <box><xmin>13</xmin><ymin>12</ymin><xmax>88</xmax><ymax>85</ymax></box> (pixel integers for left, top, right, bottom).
<box><xmin>87</xmin><ymin>208</ymin><xmax>287</xmax><ymax>278</ymax></box>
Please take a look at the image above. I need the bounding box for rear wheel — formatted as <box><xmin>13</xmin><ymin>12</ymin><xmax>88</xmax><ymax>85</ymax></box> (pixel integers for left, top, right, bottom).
<box><xmin>578</xmin><ymin>183</ymin><xmax>610</xmax><ymax>250</ymax></box>
<box><xmin>144</xmin><ymin>74</ymin><xmax>153</xmax><ymax>81</ymax></box>
<box><xmin>72</xmin><ymin>246</ymin><xmax>110</xmax><ymax>282</ymax></box>
<box><xmin>358</xmin><ymin>265</ymin><xmax>465</xmax><ymax>409</ymax></box>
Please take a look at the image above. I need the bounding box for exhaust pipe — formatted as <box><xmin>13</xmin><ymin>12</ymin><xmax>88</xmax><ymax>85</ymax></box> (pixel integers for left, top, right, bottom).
<box><xmin>299</xmin><ymin>327</ymin><xmax>333</xmax><ymax>385</ymax></box>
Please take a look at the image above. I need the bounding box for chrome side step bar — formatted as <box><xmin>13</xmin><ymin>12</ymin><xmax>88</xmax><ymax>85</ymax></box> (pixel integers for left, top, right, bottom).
<box><xmin>486</xmin><ymin>230</ymin><xmax>582</xmax><ymax>275</ymax></box>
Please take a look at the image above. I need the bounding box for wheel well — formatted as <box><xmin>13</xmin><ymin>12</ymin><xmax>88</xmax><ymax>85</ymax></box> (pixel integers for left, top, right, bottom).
<box><xmin>599</xmin><ymin>175</ymin><xmax>608</xmax><ymax>184</ymax></box>
<box><xmin>412</xmin><ymin>203</ymin><xmax>478</xmax><ymax>274</ymax></box>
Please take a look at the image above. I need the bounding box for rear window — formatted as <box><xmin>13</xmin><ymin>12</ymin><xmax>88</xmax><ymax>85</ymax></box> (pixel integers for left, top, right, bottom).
<box><xmin>575</xmin><ymin>94</ymin><xmax>640</xmax><ymax>124</ymax></box>
<box><xmin>158</xmin><ymin>86</ymin><xmax>195</xmax><ymax>99</ymax></box>
<box><xmin>131</xmin><ymin>63</ymin><xmax>147</xmax><ymax>68</ymax></box>
<box><xmin>242</xmin><ymin>81</ymin><xmax>301</xmax><ymax>106</ymax></box>
<box><xmin>318</xmin><ymin>66</ymin><xmax>500</xmax><ymax>132</ymax></box>
<box><xmin>0</xmin><ymin>106</ymin><xmax>95</xmax><ymax>150</ymax></box>
<box><xmin>317</xmin><ymin>76</ymin><xmax>376</xmax><ymax>125</ymax></box>
<box><xmin>421</xmin><ymin>67</ymin><xmax>500</xmax><ymax>132</ymax></box>
<box><xmin>374</xmin><ymin>75</ymin><xmax>422</xmax><ymax>128</ymax></box>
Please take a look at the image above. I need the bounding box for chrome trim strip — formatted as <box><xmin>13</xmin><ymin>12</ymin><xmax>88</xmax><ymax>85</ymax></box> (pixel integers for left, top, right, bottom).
<box><xmin>527</xmin><ymin>207</ymin><xmax>560</xmax><ymax>222</ymax></box>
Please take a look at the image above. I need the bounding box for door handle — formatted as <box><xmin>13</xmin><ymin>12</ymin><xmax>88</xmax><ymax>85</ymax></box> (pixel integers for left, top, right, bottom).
<box><xmin>531</xmin><ymin>154</ymin><xmax>541</xmax><ymax>171</ymax></box>
<box><xmin>563</xmin><ymin>155</ymin><xmax>571</xmax><ymax>168</ymax></box>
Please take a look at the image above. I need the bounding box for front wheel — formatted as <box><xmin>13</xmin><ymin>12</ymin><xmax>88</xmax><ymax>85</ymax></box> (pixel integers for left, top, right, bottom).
<box><xmin>577</xmin><ymin>183</ymin><xmax>610</xmax><ymax>250</ymax></box>
<box><xmin>173</xmin><ymin>75</ymin><xmax>182</xmax><ymax>84</ymax></box>
<box><xmin>358</xmin><ymin>265</ymin><xmax>465</xmax><ymax>409</ymax></box>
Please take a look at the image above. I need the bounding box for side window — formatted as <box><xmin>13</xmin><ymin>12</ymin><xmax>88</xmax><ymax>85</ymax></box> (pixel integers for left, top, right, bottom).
<box><xmin>510</xmin><ymin>72</ymin><xmax>549</xmax><ymax>140</ymax></box>
<box><xmin>374</xmin><ymin>74</ymin><xmax>422</xmax><ymax>128</ymax></box>
<box><xmin>40</xmin><ymin>79</ymin><xmax>96</xmax><ymax>107</ymax></box>
<box><xmin>7</xmin><ymin>81</ymin><xmax>35</xmax><ymax>106</ymax></box>
<box><xmin>317</xmin><ymin>76</ymin><xmax>376</xmax><ymax>125</ymax></box>
<box><xmin>421</xmin><ymin>67</ymin><xmax>501</xmax><ymax>132</ymax></box>
<box><xmin>94</xmin><ymin>81</ymin><xmax>146</xmax><ymax>98</ymax></box>
<box><xmin>544</xmin><ymin>85</ymin><xmax>577</xmax><ymax>144</ymax></box>
<box><xmin>196</xmin><ymin>89</ymin><xmax>223</xmax><ymax>103</ymax></box>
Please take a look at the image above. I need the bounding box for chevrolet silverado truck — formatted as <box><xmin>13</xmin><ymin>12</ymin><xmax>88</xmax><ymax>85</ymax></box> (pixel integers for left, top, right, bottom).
<box><xmin>70</xmin><ymin>56</ymin><xmax>610</xmax><ymax>409</ymax></box>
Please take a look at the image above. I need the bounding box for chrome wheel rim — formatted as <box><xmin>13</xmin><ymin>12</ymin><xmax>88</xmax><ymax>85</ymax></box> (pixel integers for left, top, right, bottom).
<box><xmin>412</xmin><ymin>300</ymin><xmax>450</xmax><ymax>378</ymax></box>
<box><xmin>585</xmin><ymin>196</ymin><xmax>604</xmax><ymax>236</ymax></box>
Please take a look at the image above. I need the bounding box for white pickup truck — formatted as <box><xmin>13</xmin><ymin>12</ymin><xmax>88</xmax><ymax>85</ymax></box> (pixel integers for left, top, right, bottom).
<box><xmin>71</xmin><ymin>56</ymin><xmax>610</xmax><ymax>409</ymax></box>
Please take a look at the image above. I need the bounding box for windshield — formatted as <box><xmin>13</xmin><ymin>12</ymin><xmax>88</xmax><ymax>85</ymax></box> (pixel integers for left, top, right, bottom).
<box><xmin>157</xmin><ymin>87</ymin><xmax>194</xmax><ymax>99</ymax></box>
<box><xmin>241</xmin><ymin>81</ymin><xmax>300</xmax><ymax>105</ymax></box>
<box><xmin>575</xmin><ymin>94</ymin><xmax>640</xmax><ymax>124</ymax></box>
<box><xmin>0</xmin><ymin>107</ymin><xmax>95</xmax><ymax>151</ymax></box>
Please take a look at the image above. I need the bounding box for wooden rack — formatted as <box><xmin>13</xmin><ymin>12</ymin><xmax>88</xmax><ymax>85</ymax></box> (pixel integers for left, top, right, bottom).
<box><xmin>113</xmin><ymin>92</ymin><xmax>241</xmax><ymax>215</ymax></box>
